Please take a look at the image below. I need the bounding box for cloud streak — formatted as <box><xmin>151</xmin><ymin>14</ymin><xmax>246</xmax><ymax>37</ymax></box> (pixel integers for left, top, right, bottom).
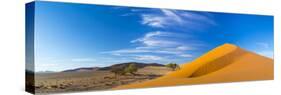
<box><xmin>102</xmin><ymin>31</ymin><xmax>196</xmax><ymax>61</ymax></box>
<box><xmin>140</xmin><ymin>9</ymin><xmax>216</xmax><ymax>29</ymax></box>
<box><xmin>141</xmin><ymin>9</ymin><xmax>184</xmax><ymax>28</ymax></box>
<box><xmin>134</xmin><ymin>55</ymin><xmax>163</xmax><ymax>61</ymax></box>
<box><xmin>131</xmin><ymin>31</ymin><xmax>183</xmax><ymax>47</ymax></box>
<box><xmin>256</xmin><ymin>42</ymin><xmax>270</xmax><ymax>49</ymax></box>
<box><xmin>102</xmin><ymin>8</ymin><xmax>215</xmax><ymax>63</ymax></box>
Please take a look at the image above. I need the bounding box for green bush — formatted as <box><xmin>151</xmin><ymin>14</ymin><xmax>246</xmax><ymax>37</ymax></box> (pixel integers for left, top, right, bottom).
<box><xmin>125</xmin><ymin>64</ymin><xmax>138</xmax><ymax>75</ymax></box>
<box><xmin>111</xmin><ymin>68</ymin><xmax>126</xmax><ymax>77</ymax></box>
<box><xmin>111</xmin><ymin>64</ymin><xmax>138</xmax><ymax>77</ymax></box>
<box><xmin>166</xmin><ymin>63</ymin><xmax>180</xmax><ymax>71</ymax></box>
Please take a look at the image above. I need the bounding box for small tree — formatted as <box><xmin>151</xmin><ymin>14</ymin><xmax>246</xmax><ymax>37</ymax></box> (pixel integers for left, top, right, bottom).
<box><xmin>125</xmin><ymin>64</ymin><xmax>138</xmax><ymax>75</ymax></box>
<box><xmin>166</xmin><ymin>63</ymin><xmax>180</xmax><ymax>71</ymax></box>
<box><xmin>111</xmin><ymin>68</ymin><xmax>126</xmax><ymax>78</ymax></box>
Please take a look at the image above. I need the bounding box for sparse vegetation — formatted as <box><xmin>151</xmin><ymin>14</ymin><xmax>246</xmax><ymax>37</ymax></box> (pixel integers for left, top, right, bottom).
<box><xmin>34</xmin><ymin>62</ymin><xmax>171</xmax><ymax>93</ymax></box>
<box><xmin>125</xmin><ymin>64</ymin><xmax>138</xmax><ymax>75</ymax></box>
<box><xmin>111</xmin><ymin>68</ymin><xmax>126</xmax><ymax>78</ymax></box>
<box><xmin>111</xmin><ymin>64</ymin><xmax>139</xmax><ymax>77</ymax></box>
<box><xmin>166</xmin><ymin>63</ymin><xmax>180</xmax><ymax>71</ymax></box>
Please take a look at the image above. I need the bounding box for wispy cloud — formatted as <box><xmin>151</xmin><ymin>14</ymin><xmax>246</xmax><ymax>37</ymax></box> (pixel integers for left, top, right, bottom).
<box><xmin>256</xmin><ymin>42</ymin><xmax>270</xmax><ymax>49</ymax></box>
<box><xmin>102</xmin><ymin>31</ymin><xmax>196</xmax><ymax>60</ymax></box>
<box><xmin>141</xmin><ymin>9</ymin><xmax>184</xmax><ymax>28</ymax></box>
<box><xmin>131</xmin><ymin>31</ymin><xmax>183</xmax><ymax>47</ymax></box>
<box><xmin>140</xmin><ymin>9</ymin><xmax>216</xmax><ymax>29</ymax></box>
<box><xmin>179</xmin><ymin>54</ymin><xmax>193</xmax><ymax>58</ymax></box>
<box><xmin>178</xmin><ymin>11</ymin><xmax>216</xmax><ymax>26</ymax></box>
<box><xmin>104</xmin><ymin>8</ymin><xmax>214</xmax><ymax>63</ymax></box>
<box><xmin>176</xmin><ymin>46</ymin><xmax>194</xmax><ymax>51</ymax></box>
<box><xmin>134</xmin><ymin>55</ymin><xmax>163</xmax><ymax>61</ymax></box>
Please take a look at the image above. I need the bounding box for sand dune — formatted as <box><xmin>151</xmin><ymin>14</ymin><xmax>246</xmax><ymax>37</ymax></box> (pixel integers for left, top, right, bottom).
<box><xmin>114</xmin><ymin>43</ymin><xmax>273</xmax><ymax>89</ymax></box>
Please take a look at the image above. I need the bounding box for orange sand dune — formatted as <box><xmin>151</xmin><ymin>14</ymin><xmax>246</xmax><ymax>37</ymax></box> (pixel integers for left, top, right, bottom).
<box><xmin>114</xmin><ymin>43</ymin><xmax>273</xmax><ymax>89</ymax></box>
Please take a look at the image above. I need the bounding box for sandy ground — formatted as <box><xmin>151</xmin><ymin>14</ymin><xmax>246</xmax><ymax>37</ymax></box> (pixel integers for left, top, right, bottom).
<box><xmin>34</xmin><ymin>66</ymin><xmax>171</xmax><ymax>93</ymax></box>
<box><xmin>114</xmin><ymin>44</ymin><xmax>274</xmax><ymax>89</ymax></box>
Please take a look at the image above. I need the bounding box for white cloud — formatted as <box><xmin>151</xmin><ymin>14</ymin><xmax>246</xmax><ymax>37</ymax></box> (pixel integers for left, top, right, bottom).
<box><xmin>154</xmin><ymin>50</ymin><xmax>181</xmax><ymax>55</ymax></box>
<box><xmin>140</xmin><ymin>9</ymin><xmax>216</xmax><ymax>29</ymax></box>
<box><xmin>141</xmin><ymin>9</ymin><xmax>184</xmax><ymax>28</ymax></box>
<box><xmin>101</xmin><ymin>9</ymin><xmax>215</xmax><ymax>62</ymax></box>
<box><xmin>102</xmin><ymin>31</ymin><xmax>198</xmax><ymax>59</ymax></box>
<box><xmin>256</xmin><ymin>42</ymin><xmax>270</xmax><ymax>49</ymax></box>
<box><xmin>161</xmin><ymin>9</ymin><xmax>183</xmax><ymax>23</ymax></box>
<box><xmin>142</xmin><ymin>39</ymin><xmax>179</xmax><ymax>47</ymax></box>
<box><xmin>103</xmin><ymin>48</ymin><xmax>180</xmax><ymax>55</ymax></box>
<box><xmin>131</xmin><ymin>31</ymin><xmax>163</xmax><ymax>44</ymax></box>
<box><xmin>179</xmin><ymin>12</ymin><xmax>216</xmax><ymax>26</ymax></box>
<box><xmin>134</xmin><ymin>55</ymin><xmax>163</xmax><ymax>61</ymax></box>
<box><xmin>131</xmin><ymin>31</ymin><xmax>182</xmax><ymax>47</ymax></box>
<box><xmin>176</xmin><ymin>46</ymin><xmax>193</xmax><ymax>50</ymax></box>
<box><xmin>179</xmin><ymin>54</ymin><xmax>193</xmax><ymax>58</ymax></box>
<box><xmin>103</xmin><ymin>49</ymin><xmax>150</xmax><ymax>54</ymax></box>
<box><xmin>141</xmin><ymin>14</ymin><xmax>166</xmax><ymax>28</ymax></box>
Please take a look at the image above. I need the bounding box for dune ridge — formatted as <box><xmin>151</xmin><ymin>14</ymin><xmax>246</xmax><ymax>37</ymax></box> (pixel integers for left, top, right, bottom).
<box><xmin>113</xmin><ymin>43</ymin><xmax>273</xmax><ymax>89</ymax></box>
<box><xmin>189</xmin><ymin>45</ymin><xmax>245</xmax><ymax>77</ymax></box>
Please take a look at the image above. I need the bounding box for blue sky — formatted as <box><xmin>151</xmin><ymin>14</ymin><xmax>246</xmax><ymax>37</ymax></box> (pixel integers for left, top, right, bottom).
<box><xmin>31</xmin><ymin>1</ymin><xmax>273</xmax><ymax>72</ymax></box>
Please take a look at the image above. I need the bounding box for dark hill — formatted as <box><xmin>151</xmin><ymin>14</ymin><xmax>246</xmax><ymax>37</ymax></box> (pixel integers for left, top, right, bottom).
<box><xmin>99</xmin><ymin>62</ymin><xmax>165</xmax><ymax>71</ymax></box>
<box><xmin>62</xmin><ymin>67</ymin><xmax>99</xmax><ymax>72</ymax></box>
<box><xmin>61</xmin><ymin>62</ymin><xmax>165</xmax><ymax>72</ymax></box>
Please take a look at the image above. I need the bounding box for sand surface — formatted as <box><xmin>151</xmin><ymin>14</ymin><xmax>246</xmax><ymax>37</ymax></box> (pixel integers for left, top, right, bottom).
<box><xmin>34</xmin><ymin>66</ymin><xmax>171</xmax><ymax>93</ymax></box>
<box><xmin>114</xmin><ymin>44</ymin><xmax>274</xmax><ymax>89</ymax></box>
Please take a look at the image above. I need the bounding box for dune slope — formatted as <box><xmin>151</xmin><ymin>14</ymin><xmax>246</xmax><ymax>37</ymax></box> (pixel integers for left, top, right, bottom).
<box><xmin>114</xmin><ymin>43</ymin><xmax>273</xmax><ymax>89</ymax></box>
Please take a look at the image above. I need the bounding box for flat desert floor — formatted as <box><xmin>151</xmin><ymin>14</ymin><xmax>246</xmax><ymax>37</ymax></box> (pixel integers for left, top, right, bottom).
<box><xmin>34</xmin><ymin>66</ymin><xmax>171</xmax><ymax>93</ymax></box>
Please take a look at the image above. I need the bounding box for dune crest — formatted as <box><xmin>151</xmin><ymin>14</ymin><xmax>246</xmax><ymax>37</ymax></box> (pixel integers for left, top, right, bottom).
<box><xmin>113</xmin><ymin>43</ymin><xmax>273</xmax><ymax>89</ymax></box>
<box><xmin>189</xmin><ymin>44</ymin><xmax>245</xmax><ymax>77</ymax></box>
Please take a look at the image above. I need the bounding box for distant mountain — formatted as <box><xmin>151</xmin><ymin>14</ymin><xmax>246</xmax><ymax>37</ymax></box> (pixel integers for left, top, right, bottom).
<box><xmin>99</xmin><ymin>62</ymin><xmax>165</xmax><ymax>71</ymax></box>
<box><xmin>36</xmin><ymin>70</ymin><xmax>56</xmax><ymax>73</ymax></box>
<box><xmin>62</xmin><ymin>67</ymin><xmax>100</xmax><ymax>72</ymax></box>
<box><xmin>61</xmin><ymin>62</ymin><xmax>165</xmax><ymax>72</ymax></box>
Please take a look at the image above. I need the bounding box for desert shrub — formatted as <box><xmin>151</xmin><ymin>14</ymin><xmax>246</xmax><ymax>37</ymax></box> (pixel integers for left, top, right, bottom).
<box><xmin>124</xmin><ymin>64</ymin><xmax>138</xmax><ymax>75</ymax></box>
<box><xmin>111</xmin><ymin>68</ymin><xmax>126</xmax><ymax>77</ymax></box>
<box><xmin>166</xmin><ymin>63</ymin><xmax>180</xmax><ymax>71</ymax></box>
<box><xmin>111</xmin><ymin>64</ymin><xmax>138</xmax><ymax>77</ymax></box>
